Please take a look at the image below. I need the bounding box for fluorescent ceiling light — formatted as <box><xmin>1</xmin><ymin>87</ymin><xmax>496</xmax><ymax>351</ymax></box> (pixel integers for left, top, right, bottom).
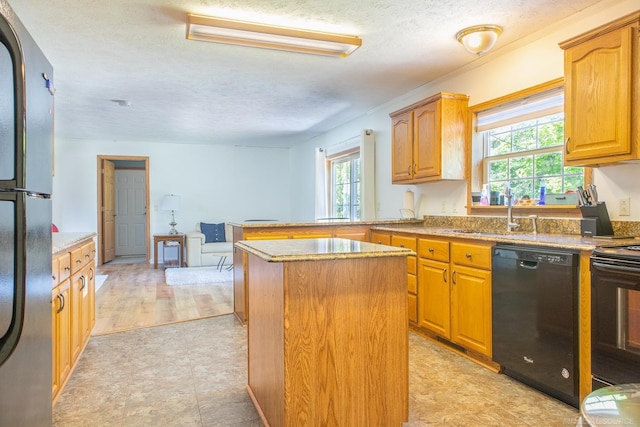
<box><xmin>186</xmin><ymin>13</ymin><xmax>361</xmax><ymax>57</ymax></box>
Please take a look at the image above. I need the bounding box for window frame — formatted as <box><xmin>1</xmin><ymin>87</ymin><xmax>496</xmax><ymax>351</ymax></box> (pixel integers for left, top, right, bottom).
<box><xmin>467</xmin><ymin>78</ymin><xmax>592</xmax><ymax>217</ymax></box>
<box><xmin>327</xmin><ymin>148</ymin><xmax>361</xmax><ymax>220</ymax></box>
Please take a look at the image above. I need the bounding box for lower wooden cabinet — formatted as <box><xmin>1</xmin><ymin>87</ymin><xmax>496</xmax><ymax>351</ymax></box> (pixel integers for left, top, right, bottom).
<box><xmin>450</xmin><ymin>264</ymin><xmax>492</xmax><ymax>356</ymax></box>
<box><xmin>418</xmin><ymin>258</ymin><xmax>450</xmax><ymax>337</ymax></box>
<box><xmin>51</xmin><ymin>279</ymin><xmax>71</xmax><ymax>400</ymax></box>
<box><xmin>417</xmin><ymin>237</ymin><xmax>493</xmax><ymax>357</ymax></box>
<box><xmin>52</xmin><ymin>237</ymin><xmax>96</xmax><ymax>404</ymax></box>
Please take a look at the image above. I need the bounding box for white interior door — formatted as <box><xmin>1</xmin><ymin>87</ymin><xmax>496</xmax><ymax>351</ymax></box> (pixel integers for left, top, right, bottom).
<box><xmin>115</xmin><ymin>169</ymin><xmax>146</xmax><ymax>256</ymax></box>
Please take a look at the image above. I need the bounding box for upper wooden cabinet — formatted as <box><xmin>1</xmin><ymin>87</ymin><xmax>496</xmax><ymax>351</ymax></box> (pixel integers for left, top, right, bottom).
<box><xmin>560</xmin><ymin>11</ymin><xmax>640</xmax><ymax>166</ymax></box>
<box><xmin>390</xmin><ymin>92</ymin><xmax>469</xmax><ymax>184</ymax></box>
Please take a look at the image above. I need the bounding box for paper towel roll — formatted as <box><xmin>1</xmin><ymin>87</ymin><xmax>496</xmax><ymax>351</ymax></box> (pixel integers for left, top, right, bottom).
<box><xmin>402</xmin><ymin>190</ymin><xmax>415</xmax><ymax>218</ymax></box>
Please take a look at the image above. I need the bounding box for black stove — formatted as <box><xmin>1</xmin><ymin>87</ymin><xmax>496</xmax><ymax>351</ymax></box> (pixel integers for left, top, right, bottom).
<box><xmin>592</xmin><ymin>244</ymin><xmax>640</xmax><ymax>261</ymax></box>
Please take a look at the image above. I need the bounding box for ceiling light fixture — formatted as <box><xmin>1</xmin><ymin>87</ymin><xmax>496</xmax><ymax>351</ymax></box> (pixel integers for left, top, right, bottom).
<box><xmin>455</xmin><ymin>25</ymin><xmax>503</xmax><ymax>55</ymax></box>
<box><xmin>186</xmin><ymin>13</ymin><xmax>361</xmax><ymax>57</ymax></box>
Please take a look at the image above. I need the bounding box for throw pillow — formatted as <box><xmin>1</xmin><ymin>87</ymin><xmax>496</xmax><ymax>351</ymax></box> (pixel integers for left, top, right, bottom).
<box><xmin>201</xmin><ymin>222</ymin><xmax>226</xmax><ymax>243</ymax></box>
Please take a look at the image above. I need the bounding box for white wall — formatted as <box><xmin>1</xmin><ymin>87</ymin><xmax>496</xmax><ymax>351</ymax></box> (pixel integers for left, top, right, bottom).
<box><xmin>52</xmin><ymin>139</ymin><xmax>292</xmax><ymax>237</ymax></box>
<box><xmin>290</xmin><ymin>0</ymin><xmax>640</xmax><ymax>221</ymax></box>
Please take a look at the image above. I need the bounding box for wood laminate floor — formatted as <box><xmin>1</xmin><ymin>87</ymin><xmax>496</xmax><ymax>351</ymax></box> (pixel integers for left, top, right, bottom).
<box><xmin>92</xmin><ymin>262</ymin><xmax>233</xmax><ymax>336</ymax></box>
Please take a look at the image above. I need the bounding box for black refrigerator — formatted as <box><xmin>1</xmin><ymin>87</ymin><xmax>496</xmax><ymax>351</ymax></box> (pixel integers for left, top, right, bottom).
<box><xmin>0</xmin><ymin>1</ymin><xmax>54</xmax><ymax>425</ymax></box>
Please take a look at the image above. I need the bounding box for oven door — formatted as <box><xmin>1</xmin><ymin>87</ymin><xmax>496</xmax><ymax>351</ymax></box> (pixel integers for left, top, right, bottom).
<box><xmin>591</xmin><ymin>257</ymin><xmax>640</xmax><ymax>389</ymax></box>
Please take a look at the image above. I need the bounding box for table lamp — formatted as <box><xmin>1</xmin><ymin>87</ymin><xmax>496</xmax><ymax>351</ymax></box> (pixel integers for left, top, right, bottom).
<box><xmin>160</xmin><ymin>194</ymin><xmax>181</xmax><ymax>234</ymax></box>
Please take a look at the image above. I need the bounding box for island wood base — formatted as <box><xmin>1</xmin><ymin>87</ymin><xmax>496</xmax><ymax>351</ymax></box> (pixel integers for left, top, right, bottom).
<box><xmin>246</xmin><ymin>253</ymin><xmax>409</xmax><ymax>426</ymax></box>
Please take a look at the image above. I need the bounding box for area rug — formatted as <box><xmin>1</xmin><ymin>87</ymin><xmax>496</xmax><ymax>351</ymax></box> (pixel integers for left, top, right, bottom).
<box><xmin>95</xmin><ymin>274</ymin><xmax>108</xmax><ymax>292</ymax></box>
<box><xmin>165</xmin><ymin>266</ymin><xmax>233</xmax><ymax>286</ymax></box>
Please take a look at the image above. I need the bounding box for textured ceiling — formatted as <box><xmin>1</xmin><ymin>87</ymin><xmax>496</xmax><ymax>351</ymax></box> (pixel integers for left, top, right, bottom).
<box><xmin>9</xmin><ymin>0</ymin><xmax>603</xmax><ymax>147</ymax></box>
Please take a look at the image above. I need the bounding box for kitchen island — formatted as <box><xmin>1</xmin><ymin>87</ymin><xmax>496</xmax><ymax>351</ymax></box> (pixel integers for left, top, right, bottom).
<box><xmin>229</xmin><ymin>218</ymin><xmax>421</xmax><ymax>325</ymax></box>
<box><xmin>235</xmin><ymin>238</ymin><xmax>413</xmax><ymax>426</ymax></box>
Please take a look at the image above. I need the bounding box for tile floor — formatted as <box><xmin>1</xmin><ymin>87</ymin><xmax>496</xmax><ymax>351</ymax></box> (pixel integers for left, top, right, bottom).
<box><xmin>53</xmin><ymin>315</ymin><xmax>580</xmax><ymax>426</ymax></box>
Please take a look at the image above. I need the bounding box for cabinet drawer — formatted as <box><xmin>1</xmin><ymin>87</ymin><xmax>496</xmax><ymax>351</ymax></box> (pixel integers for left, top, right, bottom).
<box><xmin>451</xmin><ymin>242</ymin><xmax>492</xmax><ymax>270</ymax></box>
<box><xmin>52</xmin><ymin>258</ymin><xmax>59</xmax><ymax>287</ymax></box>
<box><xmin>408</xmin><ymin>293</ymin><xmax>417</xmax><ymax>323</ymax></box>
<box><xmin>58</xmin><ymin>253</ymin><xmax>71</xmax><ymax>282</ymax></box>
<box><xmin>418</xmin><ymin>238</ymin><xmax>449</xmax><ymax>262</ymax></box>
<box><xmin>70</xmin><ymin>246</ymin><xmax>85</xmax><ymax>274</ymax></box>
<box><xmin>371</xmin><ymin>232</ymin><xmax>391</xmax><ymax>245</ymax></box>
<box><xmin>391</xmin><ymin>235</ymin><xmax>417</xmax><ymax>251</ymax></box>
<box><xmin>407</xmin><ymin>255</ymin><xmax>417</xmax><ymax>276</ymax></box>
<box><xmin>82</xmin><ymin>241</ymin><xmax>96</xmax><ymax>262</ymax></box>
<box><xmin>407</xmin><ymin>273</ymin><xmax>417</xmax><ymax>294</ymax></box>
<box><xmin>244</xmin><ymin>230</ymin><xmax>290</xmax><ymax>240</ymax></box>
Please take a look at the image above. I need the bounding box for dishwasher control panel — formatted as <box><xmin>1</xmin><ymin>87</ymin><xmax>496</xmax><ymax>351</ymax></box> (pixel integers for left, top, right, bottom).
<box><xmin>493</xmin><ymin>246</ymin><xmax>577</xmax><ymax>266</ymax></box>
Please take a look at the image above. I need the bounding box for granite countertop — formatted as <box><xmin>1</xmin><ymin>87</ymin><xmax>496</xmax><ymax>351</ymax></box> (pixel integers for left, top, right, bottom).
<box><xmin>372</xmin><ymin>225</ymin><xmax>640</xmax><ymax>251</ymax></box>
<box><xmin>52</xmin><ymin>232</ymin><xmax>96</xmax><ymax>255</ymax></box>
<box><xmin>227</xmin><ymin>219</ymin><xmax>423</xmax><ymax>228</ymax></box>
<box><xmin>235</xmin><ymin>237</ymin><xmax>414</xmax><ymax>262</ymax></box>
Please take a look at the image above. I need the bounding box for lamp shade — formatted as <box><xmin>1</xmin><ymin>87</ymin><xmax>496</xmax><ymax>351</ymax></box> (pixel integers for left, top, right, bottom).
<box><xmin>160</xmin><ymin>194</ymin><xmax>181</xmax><ymax>211</ymax></box>
<box><xmin>456</xmin><ymin>25</ymin><xmax>502</xmax><ymax>55</ymax></box>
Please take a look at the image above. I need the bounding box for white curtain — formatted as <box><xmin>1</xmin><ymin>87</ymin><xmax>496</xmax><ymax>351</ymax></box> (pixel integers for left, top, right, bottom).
<box><xmin>360</xmin><ymin>129</ymin><xmax>376</xmax><ymax>220</ymax></box>
<box><xmin>314</xmin><ymin>148</ymin><xmax>328</xmax><ymax>219</ymax></box>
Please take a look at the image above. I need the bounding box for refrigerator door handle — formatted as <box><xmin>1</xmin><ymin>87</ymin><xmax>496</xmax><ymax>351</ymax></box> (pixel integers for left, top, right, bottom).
<box><xmin>0</xmin><ymin>194</ymin><xmax>27</xmax><ymax>366</ymax></box>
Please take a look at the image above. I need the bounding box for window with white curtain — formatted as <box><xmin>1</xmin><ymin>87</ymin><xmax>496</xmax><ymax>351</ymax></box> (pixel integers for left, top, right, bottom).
<box><xmin>314</xmin><ymin>130</ymin><xmax>375</xmax><ymax>221</ymax></box>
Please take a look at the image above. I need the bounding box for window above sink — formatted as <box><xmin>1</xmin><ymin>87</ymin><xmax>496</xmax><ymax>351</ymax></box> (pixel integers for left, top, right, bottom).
<box><xmin>467</xmin><ymin>78</ymin><xmax>592</xmax><ymax>217</ymax></box>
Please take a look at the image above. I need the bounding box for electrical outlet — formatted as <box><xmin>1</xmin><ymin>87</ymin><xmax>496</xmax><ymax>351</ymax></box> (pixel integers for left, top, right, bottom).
<box><xmin>619</xmin><ymin>197</ymin><xmax>631</xmax><ymax>216</ymax></box>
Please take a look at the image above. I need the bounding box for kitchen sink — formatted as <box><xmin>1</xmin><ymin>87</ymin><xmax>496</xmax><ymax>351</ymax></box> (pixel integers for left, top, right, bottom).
<box><xmin>443</xmin><ymin>229</ymin><xmax>519</xmax><ymax>236</ymax></box>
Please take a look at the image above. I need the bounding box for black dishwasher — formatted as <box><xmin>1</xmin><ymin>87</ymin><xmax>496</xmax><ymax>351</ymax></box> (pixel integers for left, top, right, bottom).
<box><xmin>492</xmin><ymin>245</ymin><xmax>579</xmax><ymax>407</ymax></box>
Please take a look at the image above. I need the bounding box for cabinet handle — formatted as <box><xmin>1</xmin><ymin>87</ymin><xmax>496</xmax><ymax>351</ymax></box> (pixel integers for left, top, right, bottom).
<box><xmin>565</xmin><ymin>137</ymin><xmax>570</xmax><ymax>154</ymax></box>
<box><xmin>465</xmin><ymin>252</ymin><xmax>472</xmax><ymax>259</ymax></box>
<box><xmin>428</xmin><ymin>247</ymin><xmax>434</xmax><ymax>253</ymax></box>
<box><xmin>452</xmin><ymin>270</ymin><xmax>457</xmax><ymax>284</ymax></box>
<box><xmin>85</xmin><ymin>253</ymin><xmax>90</xmax><ymax>258</ymax></box>
<box><xmin>443</xmin><ymin>268</ymin><xmax>447</xmax><ymax>283</ymax></box>
<box><xmin>407</xmin><ymin>165</ymin><xmax>411</xmax><ymax>175</ymax></box>
<box><xmin>52</xmin><ymin>274</ymin><xmax>57</xmax><ymax>281</ymax></box>
<box><xmin>76</xmin><ymin>259</ymin><xmax>82</xmax><ymax>264</ymax></box>
<box><xmin>413</xmin><ymin>163</ymin><xmax>417</xmax><ymax>174</ymax></box>
<box><xmin>89</xmin><ymin>268</ymin><xmax>94</xmax><ymax>280</ymax></box>
<box><xmin>64</xmin><ymin>266</ymin><xmax>70</xmax><ymax>271</ymax></box>
<box><xmin>400</xmin><ymin>243</ymin><xmax>405</xmax><ymax>248</ymax></box>
<box><xmin>377</xmin><ymin>240</ymin><xmax>382</xmax><ymax>244</ymax></box>
<box><xmin>56</xmin><ymin>294</ymin><xmax>65</xmax><ymax>313</ymax></box>
<box><xmin>79</xmin><ymin>276</ymin><xmax>86</xmax><ymax>291</ymax></box>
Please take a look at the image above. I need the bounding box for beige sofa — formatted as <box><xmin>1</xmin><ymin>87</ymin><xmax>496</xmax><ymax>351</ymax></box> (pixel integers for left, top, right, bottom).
<box><xmin>186</xmin><ymin>223</ymin><xmax>233</xmax><ymax>269</ymax></box>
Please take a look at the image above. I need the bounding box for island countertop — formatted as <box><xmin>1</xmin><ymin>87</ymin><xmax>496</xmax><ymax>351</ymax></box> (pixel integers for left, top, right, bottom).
<box><xmin>235</xmin><ymin>237</ymin><xmax>414</xmax><ymax>262</ymax></box>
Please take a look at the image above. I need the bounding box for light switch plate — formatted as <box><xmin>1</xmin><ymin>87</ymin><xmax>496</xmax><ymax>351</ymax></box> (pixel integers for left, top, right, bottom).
<box><xmin>619</xmin><ymin>197</ymin><xmax>631</xmax><ymax>216</ymax></box>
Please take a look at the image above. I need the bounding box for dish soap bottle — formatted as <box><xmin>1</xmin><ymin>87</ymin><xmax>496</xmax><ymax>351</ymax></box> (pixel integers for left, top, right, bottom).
<box><xmin>480</xmin><ymin>184</ymin><xmax>489</xmax><ymax>206</ymax></box>
<box><xmin>538</xmin><ymin>180</ymin><xmax>546</xmax><ymax>205</ymax></box>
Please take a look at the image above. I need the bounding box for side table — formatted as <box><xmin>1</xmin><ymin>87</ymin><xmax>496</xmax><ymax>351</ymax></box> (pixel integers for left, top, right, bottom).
<box><xmin>153</xmin><ymin>233</ymin><xmax>185</xmax><ymax>269</ymax></box>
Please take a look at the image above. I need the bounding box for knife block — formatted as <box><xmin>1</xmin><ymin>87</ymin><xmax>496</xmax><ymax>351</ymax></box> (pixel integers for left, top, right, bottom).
<box><xmin>580</xmin><ymin>202</ymin><xmax>613</xmax><ymax>236</ymax></box>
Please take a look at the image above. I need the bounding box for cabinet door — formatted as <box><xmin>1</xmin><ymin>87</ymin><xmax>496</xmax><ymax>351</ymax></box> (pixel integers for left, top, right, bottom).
<box><xmin>418</xmin><ymin>259</ymin><xmax>450</xmax><ymax>338</ymax></box>
<box><xmin>413</xmin><ymin>101</ymin><xmax>440</xmax><ymax>180</ymax></box>
<box><xmin>564</xmin><ymin>26</ymin><xmax>634</xmax><ymax>164</ymax></box>
<box><xmin>391</xmin><ymin>111</ymin><xmax>413</xmax><ymax>182</ymax></box>
<box><xmin>451</xmin><ymin>265</ymin><xmax>492</xmax><ymax>356</ymax></box>
<box><xmin>52</xmin><ymin>280</ymin><xmax>71</xmax><ymax>399</ymax></box>
<box><xmin>81</xmin><ymin>265</ymin><xmax>95</xmax><ymax>343</ymax></box>
<box><xmin>70</xmin><ymin>271</ymin><xmax>83</xmax><ymax>363</ymax></box>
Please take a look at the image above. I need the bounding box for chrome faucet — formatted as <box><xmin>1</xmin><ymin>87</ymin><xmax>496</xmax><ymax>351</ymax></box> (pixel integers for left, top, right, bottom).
<box><xmin>505</xmin><ymin>186</ymin><xmax>519</xmax><ymax>232</ymax></box>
